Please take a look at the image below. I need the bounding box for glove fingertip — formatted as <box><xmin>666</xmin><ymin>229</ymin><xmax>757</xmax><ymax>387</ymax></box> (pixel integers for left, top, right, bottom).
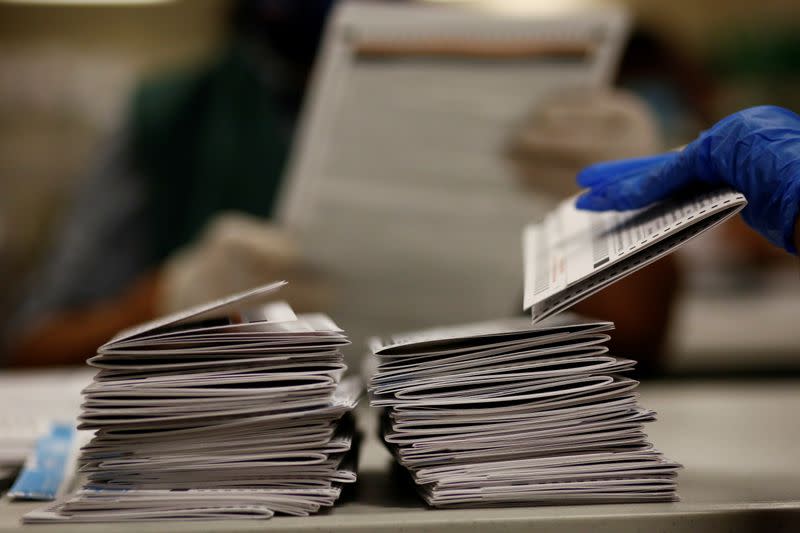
<box><xmin>575</xmin><ymin>192</ymin><xmax>613</xmax><ymax>211</ymax></box>
<box><xmin>576</xmin><ymin>166</ymin><xmax>610</xmax><ymax>187</ymax></box>
<box><xmin>576</xmin><ymin>153</ymin><xmax>677</xmax><ymax>187</ymax></box>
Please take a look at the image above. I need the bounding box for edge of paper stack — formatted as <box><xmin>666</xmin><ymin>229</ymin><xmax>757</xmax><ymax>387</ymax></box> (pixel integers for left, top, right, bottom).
<box><xmin>26</xmin><ymin>281</ymin><xmax>362</xmax><ymax>522</ymax></box>
<box><xmin>368</xmin><ymin>315</ymin><xmax>681</xmax><ymax>507</ymax></box>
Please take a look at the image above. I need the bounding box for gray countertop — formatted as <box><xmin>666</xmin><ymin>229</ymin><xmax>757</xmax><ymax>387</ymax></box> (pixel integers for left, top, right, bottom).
<box><xmin>2</xmin><ymin>380</ymin><xmax>799</xmax><ymax>532</ymax></box>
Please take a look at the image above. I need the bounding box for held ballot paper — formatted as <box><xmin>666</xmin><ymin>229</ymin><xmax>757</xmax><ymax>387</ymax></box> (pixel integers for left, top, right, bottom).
<box><xmin>369</xmin><ymin>186</ymin><xmax>746</xmax><ymax>508</ymax></box>
<box><xmin>26</xmin><ymin>281</ymin><xmax>361</xmax><ymax>523</ymax></box>
<box><xmin>524</xmin><ymin>187</ymin><xmax>747</xmax><ymax>322</ymax></box>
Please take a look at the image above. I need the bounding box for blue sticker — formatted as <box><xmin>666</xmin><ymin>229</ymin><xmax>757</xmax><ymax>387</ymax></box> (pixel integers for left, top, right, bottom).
<box><xmin>8</xmin><ymin>422</ymin><xmax>76</xmax><ymax>501</ymax></box>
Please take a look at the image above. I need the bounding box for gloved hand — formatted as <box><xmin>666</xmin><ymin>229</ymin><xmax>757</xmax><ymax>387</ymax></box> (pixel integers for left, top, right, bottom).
<box><xmin>575</xmin><ymin>105</ymin><xmax>800</xmax><ymax>253</ymax></box>
<box><xmin>159</xmin><ymin>212</ymin><xmax>331</xmax><ymax>315</ymax></box>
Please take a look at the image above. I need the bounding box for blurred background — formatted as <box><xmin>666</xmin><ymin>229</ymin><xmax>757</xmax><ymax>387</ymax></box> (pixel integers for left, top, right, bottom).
<box><xmin>0</xmin><ymin>0</ymin><xmax>798</xmax><ymax>378</ymax></box>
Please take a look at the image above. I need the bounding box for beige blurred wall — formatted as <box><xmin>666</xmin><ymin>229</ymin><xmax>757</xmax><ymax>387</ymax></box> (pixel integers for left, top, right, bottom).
<box><xmin>0</xmin><ymin>0</ymin><xmax>231</xmax><ymax>72</ymax></box>
<box><xmin>0</xmin><ymin>0</ymin><xmax>231</xmax><ymax>320</ymax></box>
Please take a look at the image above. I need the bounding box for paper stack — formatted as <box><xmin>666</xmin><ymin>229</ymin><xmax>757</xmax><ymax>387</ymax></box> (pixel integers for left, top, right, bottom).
<box><xmin>27</xmin><ymin>281</ymin><xmax>361</xmax><ymax>522</ymax></box>
<box><xmin>368</xmin><ymin>316</ymin><xmax>680</xmax><ymax>507</ymax></box>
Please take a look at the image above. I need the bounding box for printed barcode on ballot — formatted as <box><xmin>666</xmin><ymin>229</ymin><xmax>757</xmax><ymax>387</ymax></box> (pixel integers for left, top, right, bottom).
<box><xmin>592</xmin><ymin>219</ymin><xmax>610</xmax><ymax>269</ymax></box>
<box><xmin>533</xmin><ymin>231</ymin><xmax>549</xmax><ymax>295</ymax></box>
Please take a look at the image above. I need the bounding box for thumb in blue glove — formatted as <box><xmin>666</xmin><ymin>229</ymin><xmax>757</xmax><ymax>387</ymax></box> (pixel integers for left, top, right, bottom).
<box><xmin>575</xmin><ymin>105</ymin><xmax>800</xmax><ymax>254</ymax></box>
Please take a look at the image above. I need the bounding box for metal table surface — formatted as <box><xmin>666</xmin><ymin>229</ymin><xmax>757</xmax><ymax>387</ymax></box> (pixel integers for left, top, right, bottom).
<box><xmin>1</xmin><ymin>379</ymin><xmax>798</xmax><ymax>532</ymax></box>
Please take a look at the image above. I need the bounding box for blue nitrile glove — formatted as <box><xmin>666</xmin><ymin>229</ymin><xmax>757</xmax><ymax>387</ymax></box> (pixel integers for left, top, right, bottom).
<box><xmin>575</xmin><ymin>105</ymin><xmax>800</xmax><ymax>253</ymax></box>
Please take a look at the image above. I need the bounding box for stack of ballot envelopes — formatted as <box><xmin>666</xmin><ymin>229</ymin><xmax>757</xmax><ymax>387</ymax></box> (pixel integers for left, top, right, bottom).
<box><xmin>27</xmin><ymin>281</ymin><xmax>361</xmax><ymax>522</ymax></box>
<box><xmin>369</xmin><ymin>316</ymin><xmax>678</xmax><ymax>507</ymax></box>
<box><xmin>369</xmin><ymin>187</ymin><xmax>747</xmax><ymax>507</ymax></box>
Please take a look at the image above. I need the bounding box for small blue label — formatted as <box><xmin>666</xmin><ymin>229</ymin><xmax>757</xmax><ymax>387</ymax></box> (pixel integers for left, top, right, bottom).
<box><xmin>8</xmin><ymin>422</ymin><xmax>76</xmax><ymax>501</ymax></box>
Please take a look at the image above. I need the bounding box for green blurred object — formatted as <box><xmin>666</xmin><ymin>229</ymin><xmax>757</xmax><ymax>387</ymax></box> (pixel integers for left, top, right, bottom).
<box><xmin>130</xmin><ymin>42</ymin><xmax>294</xmax><ymax>262</ymax></box>
<box><xmin>708</xmin><ymin>23</ymin><xmax>800</xmax><ymax>120</ymax></box>
<box><xmin>710</xmin><ymin>25</ymin><xmax>800</xmax><ymax>78</ymax></box>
